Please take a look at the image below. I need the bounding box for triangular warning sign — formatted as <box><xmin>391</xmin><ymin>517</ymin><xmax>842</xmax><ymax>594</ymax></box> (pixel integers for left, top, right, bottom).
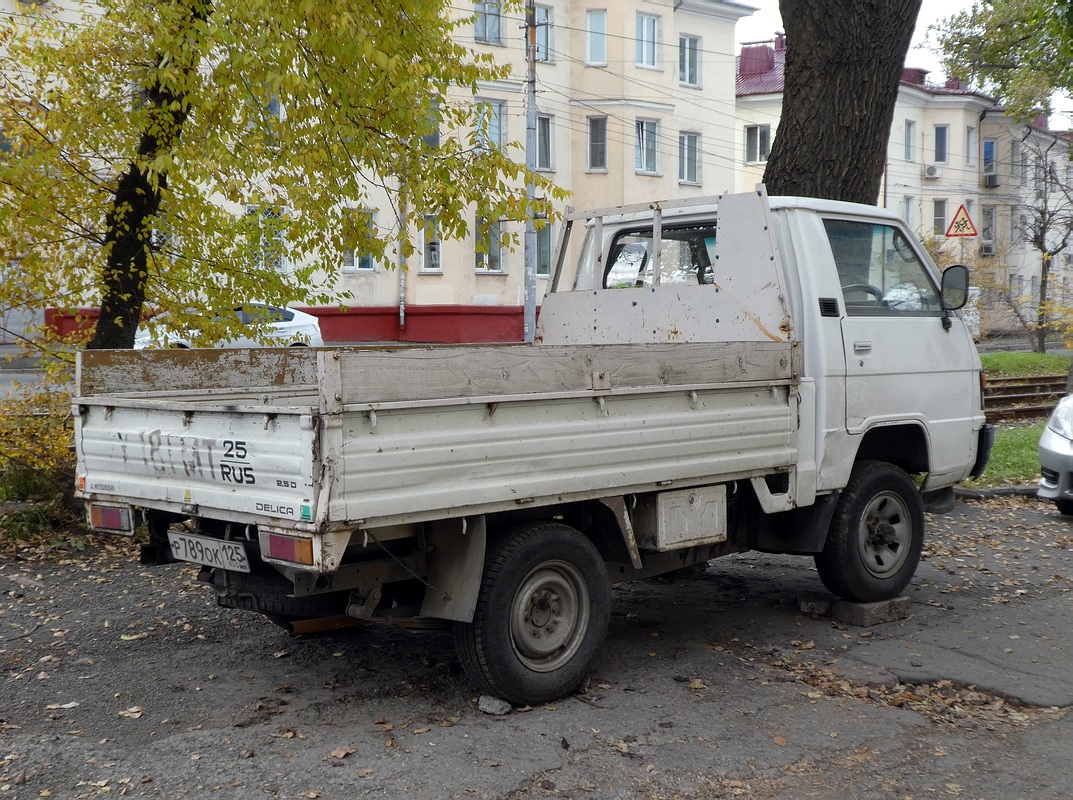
<box><xmin>946</xmin><ymin>204</ymin><xmax>978</xmax><ymax>237</ymax></box>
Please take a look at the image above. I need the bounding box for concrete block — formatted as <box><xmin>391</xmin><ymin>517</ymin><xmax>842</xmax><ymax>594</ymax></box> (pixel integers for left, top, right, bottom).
<box><xmin>796</xmin><ymin>592</ymin><xmax>833</xmax><ymax>616</ymax></box>
<box><xmin>833</xmin><ymin>596</ymin><xmax>911</xmax><ymax>627</ymax></box>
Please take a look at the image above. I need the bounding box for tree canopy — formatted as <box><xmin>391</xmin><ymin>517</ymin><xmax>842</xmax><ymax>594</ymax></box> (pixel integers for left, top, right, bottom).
<box><xmin>0</xmin><ymin>0</ymin><xmax>563</xmax><ymax>350</ymax></box>
<box><xmin>932</xmin><ymin>0</ymin><xmax>1073</xmax><ymax>118</ymax></box>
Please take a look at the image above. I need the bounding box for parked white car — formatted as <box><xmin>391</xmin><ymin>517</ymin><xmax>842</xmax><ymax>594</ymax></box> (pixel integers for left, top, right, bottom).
<box><xmin>133</xmin><ymin>304</ymin><xmax>324</xmax><ymax>349</ymax></box>
<box><xmin>1039</xmin><ymin>395</ymin><xmax>1073</xmax><ymax>514</ymax></box>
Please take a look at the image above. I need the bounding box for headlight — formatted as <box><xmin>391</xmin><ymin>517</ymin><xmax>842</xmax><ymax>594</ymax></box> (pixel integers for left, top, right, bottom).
<box><xmin>1048</xmin><ymin>396</ymin><xmax>1073</xmax><ymax>440</ymax></box>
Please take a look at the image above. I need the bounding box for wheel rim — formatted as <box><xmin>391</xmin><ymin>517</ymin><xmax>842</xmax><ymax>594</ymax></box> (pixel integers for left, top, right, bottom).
<box><xmin>857</xmin><ymin>491</ymin><xmax>913</xmax><ymax>578</ymax></box>
<box><xmin>509</xmin><ymin>560</ymin><xmax>591</xmax><ymax>673</ymax></box>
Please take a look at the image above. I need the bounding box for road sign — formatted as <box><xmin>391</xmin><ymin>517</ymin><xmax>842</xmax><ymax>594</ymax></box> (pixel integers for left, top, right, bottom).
<box><xmin>945</xmin><ymin>204</ymin><xmax>978</xmax><ymax>237</ymax></box>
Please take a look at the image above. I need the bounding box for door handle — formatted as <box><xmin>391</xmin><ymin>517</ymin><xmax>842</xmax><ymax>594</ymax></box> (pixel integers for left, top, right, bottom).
<box><xmin>853</xmin><ymin>340</ymin><xmax>872</xmax><ymax>353</ymax></box>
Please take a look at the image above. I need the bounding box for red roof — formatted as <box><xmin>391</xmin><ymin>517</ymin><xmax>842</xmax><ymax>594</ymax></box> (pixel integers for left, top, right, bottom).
<box><xmin>736</xmin><ymin>38</ymin><xmax>989</xmax><ymax>100</ymax></box>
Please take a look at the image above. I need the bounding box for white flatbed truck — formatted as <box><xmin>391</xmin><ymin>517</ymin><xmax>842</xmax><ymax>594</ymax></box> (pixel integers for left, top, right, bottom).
<box><xmin>74</xmin><ymin>188</ymin><xmax>993</xmax><ymax>704</ymax></box>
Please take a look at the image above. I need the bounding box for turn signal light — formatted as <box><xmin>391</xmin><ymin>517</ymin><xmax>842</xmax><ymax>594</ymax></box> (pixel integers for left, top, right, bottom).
<box><xmin>267</xmin><ymin>533</ymin><xmax>314</xmax><ymax>565</ymax></box>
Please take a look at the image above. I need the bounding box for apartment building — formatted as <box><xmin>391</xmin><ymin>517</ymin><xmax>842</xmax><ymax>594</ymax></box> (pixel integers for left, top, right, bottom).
<box><xmin>736</xmin><ymin>36</ymin><xmax>1071</xmax><ymax>339</ymax></box>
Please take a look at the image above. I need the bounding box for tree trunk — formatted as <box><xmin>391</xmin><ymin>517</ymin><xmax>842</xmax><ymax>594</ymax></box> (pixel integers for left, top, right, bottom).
<box><xmin>88</xmin><ymin>1</ymin><xmax>211</xmax><ymax>350</ymax></box>
<box><xmin>1036</xmin><ymin>257</ymin><xmax>1050</xmax><ymax>354</ymax></box>
<box><xmin>763</xmin><ymin>0</ymin><xmax>923</xmax><ymax>204</ymax></box>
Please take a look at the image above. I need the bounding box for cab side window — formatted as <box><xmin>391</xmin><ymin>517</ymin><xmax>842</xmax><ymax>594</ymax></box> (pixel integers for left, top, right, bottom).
<box><xmin>823</xmin><ymin>219</ymin><xmax>941</xmax><ymax>316</ymax></box>
<box><xmin>603</xmin><ymin>224</ymin><xmax>716</xmax><ymax>288</ymax></box>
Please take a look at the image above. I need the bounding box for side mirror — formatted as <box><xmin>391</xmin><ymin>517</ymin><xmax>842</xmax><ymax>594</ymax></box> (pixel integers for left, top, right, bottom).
<box><xmin>941</xmin><ymin>264</ymin><xmax>969</xmax><ymax>311</ymax></box>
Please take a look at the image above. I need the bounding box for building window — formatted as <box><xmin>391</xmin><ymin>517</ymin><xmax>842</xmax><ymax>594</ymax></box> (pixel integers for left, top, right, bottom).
<box><xmin>636</xmin><ymin>13</ymin><xmax>658</xmax><ymax>68</ymax></box>
<box><xmin>933</xmin><ymin>124</ymin><xmax>948</xmax><ymax>163</ymax></box>
<box><xmin>904</xmin><ymin>120</ymin><xmax>916</xmax><ymax>161</ymax></box>
<box><xmin>421</xmin><ymin>216</ymin><xmax>441</xmax><ymax>273</ymax></box>
<box><xmin>475</xmin><ymin>100</ymin><xmax>503</xmax><ymax>150</ymax></box>
<box><xmin>475</xmin><ymin>1</ymin><xmax>501</xmax><ymax>44</ymax></box>
<box><xmin>635</xmin><ymin>119</ymin><xmax>658</xmax><ymax>174</ymax></box>
<box><xmin>1011</xmin><ymin>141</ymin><xmax>1023</xmax><ymax>181</ymax></box>
<box><xmin>475</xmin><ymin>215</ymin><xmax>502</xmax><ymax>272</ymax></box>
<box><xmin>586</xmin><ymin>10</ymin><xmax>607</xmax><ymax>65</ymax></box>
<box><xmin>245</xmin><ymin>204</ymin><xmax>287</xmax><ymax>271</ymax></box>
<box><xmin>902</xmin><ymin>195</ymin><xmax>914</xmax><ymax>230</ymax></box>
<box><xmin>341</xmin><ymin>210</ymin><xmax>376</xmax><ymax>271</ymax></box>
<box><xmin>981</xmin><ymin>206</ymin><xmax>995</xmax><ymax>243</ymax></box>
<box><xmin>535</xmin><ymin>5</ymin><xmax>552</xmax><ymax>62</ymax></box>
<box><xmin>588</xmin><ymin>116</ymin><xmax>607</xmax><ymax>170</ymax></box>
<box><xmin>983</xmin><ymin>139</ymin><xmax>997</xmax><ymax>175</ymax></box>
<box><xmin>745</xmin><ymin>124</ymin><xmax>771</xmax><ymax>163</ymax></box>
<box><xmin>932</xmin><ymin>199</ymin><xmax>947</xmax><ymax>236</ymax></box>
<box><xmin>536</xmin><ymin>115</ymin><xmax>553</xmax><ymax>170</ymax></box>
<box><xmin>679</xmin><ymin>132</ymin><xmax>699</xmax><ymax>183</ymax></box>
<box><xmin>537</xmin><ymin>225</ymin><xmax>552</xmax><ymax>277</ymax></box>
<box><xmin>966</xmin><ymin>126</ymin><xmax>977</xmax><ymax>166</ymax></box>
<box><xmin>679</xmin><ymin>35</ymin><xmax>699</xmax><ymax>86</ymax></box>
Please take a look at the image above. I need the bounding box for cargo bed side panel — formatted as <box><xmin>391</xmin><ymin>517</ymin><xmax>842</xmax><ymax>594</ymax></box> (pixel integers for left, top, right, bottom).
<box><xmin>331</xmin><ymin>384</ymin><xmax>797</xmax><ymax>526</ymax></box>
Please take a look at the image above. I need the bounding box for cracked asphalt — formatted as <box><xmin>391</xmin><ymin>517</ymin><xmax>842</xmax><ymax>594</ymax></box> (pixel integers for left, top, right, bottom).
<box><xmin>1</xmin><ymin>493</ymin><xmax>1071</xmax><ymax>799</ymax></box>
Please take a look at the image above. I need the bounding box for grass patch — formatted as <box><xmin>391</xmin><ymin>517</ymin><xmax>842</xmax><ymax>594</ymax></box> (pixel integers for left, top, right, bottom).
<box><xmin>965</xmin><ymin>420</ymin><xmax>1045</xmax><ymax>488</ymax></box>
<box><xmin>980</xmin><ymin>351</ymin><xmax>1068</xmax><ymax>377</ymax></box>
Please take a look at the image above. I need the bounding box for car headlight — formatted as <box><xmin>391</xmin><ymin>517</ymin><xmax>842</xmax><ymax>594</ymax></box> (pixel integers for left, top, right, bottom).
<box><xmin>1048</xmin><ymin>396</ymin><xmax>1073</xmax><ymax>440</ymax></box>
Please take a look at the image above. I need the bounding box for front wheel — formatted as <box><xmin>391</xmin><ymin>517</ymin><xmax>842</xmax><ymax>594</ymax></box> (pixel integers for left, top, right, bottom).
<box><xmin>815</xmin><ymin>461</ymin><xmax>924</xmax><ymax>602</ymax></box>
<box><xmin>453</xmin><ymin>522</ymin><xmax>610</xmax><ymax>706</ymax></box>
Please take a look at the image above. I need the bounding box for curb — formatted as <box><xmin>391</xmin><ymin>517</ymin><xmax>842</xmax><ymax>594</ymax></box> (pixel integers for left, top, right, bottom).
<box><xmin>954</xmin><ymin>485</ymin><xmax>1041</xmax><ymax>501</ymax></box>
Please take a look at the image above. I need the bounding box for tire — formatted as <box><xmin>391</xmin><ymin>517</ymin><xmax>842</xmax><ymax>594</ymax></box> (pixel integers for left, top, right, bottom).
<box><xmin>453</xmin><ymin>522</ymin><xmax>611</xmax><ymax>706</ymax></box>
<box><xmin>814</xmin><ymin>461</ymin><xmax>925</xmax><ymax>602</ymax></box>
<box><xmin>1055</xmin><ymin>498</ymin><xmax>1073</xmax><ymax>516</ymax></box>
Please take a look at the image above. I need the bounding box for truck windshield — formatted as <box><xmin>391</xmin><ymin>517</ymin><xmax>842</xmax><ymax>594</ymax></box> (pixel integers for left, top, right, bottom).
<box><xmin>602</xmin><ymin>224</ymin><xmax>717</xmax><ymax>288</ymax></box>
<box><xmin>823</xmin><ymin>219</ymin><xmax>942</xmax><ymax>316</ymax></box>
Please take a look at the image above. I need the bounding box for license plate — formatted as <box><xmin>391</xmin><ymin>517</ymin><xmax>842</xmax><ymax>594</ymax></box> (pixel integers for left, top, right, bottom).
<box><xmin>167</xmin><ymin>532</ymin><xmax>251</xmax><ymax>573</ymax></box>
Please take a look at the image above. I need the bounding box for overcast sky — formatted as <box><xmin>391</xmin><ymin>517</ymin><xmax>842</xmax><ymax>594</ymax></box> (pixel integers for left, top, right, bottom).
<box><xmin>733</xmin><ymin>1</ymin><xmax>1073</xmax><ymax>129</ymax></box>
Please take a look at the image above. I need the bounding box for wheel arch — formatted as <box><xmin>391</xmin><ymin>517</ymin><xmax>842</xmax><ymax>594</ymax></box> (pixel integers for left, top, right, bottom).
<box><xmin>854</xmin><ymin>422</ymin><xmax>930</xmax><ymax>475</ymax></box>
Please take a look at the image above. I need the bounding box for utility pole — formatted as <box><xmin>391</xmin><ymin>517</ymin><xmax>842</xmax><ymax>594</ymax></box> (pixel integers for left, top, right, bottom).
<box><xmin>523</xmin><ymin>0</ymin><xmax>537</xmax><ymax>343</ymax></box>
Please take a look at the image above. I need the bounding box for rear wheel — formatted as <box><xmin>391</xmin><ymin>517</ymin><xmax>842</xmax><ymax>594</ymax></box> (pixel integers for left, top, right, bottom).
<box><xmin>815</xmin><ymin>461</ymin><xmax>924</xmax><ymax>602</ymax></box>
<box><xmin>454</xmin><ymin>522</ymin><xmax>610</xmax><ymax>706</ymax></box>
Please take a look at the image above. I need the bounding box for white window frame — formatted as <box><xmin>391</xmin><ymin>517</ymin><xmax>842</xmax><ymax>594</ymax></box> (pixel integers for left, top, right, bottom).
<box><xmin>587</xmin><ymin>116</ymin><xmax>607</xmax><ymax>171</ymax></box>
<box><xmin>679</xmin><ymin>35</ymin><xmax>700</xmax><ymax>87</ymax></box>
<box><xmin>679</xmin><ymin>131</ymin><xmax>699</xmax><ymax>184</ymax></box>
<box><xmin>420</xmin><ymin>215</ymin><xmax>441</xmax><ymax>273</ymax></box>
<box><xmin>744</xmin><ymin>124</ymin><xmax>771</xmax><ymax>164</ymax></box>
<box><xmin>536</xmin><ymin>114</ymin><xmax>553</xmax><ymax>170</ymax></box>
<box><xmin>340</xmin><ymin>209</ymin><xmax>376</xmax><ymax>272</ymax></box>
<box><xmin>474</xmin><ymin>0</ymin><xmax>502</xmax><ymax>44</ymax></box>
<box><xmin>902</xmin><ymin>195</ymin><xmax>914</xmax><ymax>230</ymax></box>
<box><xmin>933</xmin><ymin>124</ymin><xmax>949</xmax><ymax>163</ymax></box>
<box><xmin>932</xmin><ymin>198</ymin><xmax>947</xmax><ymax>236</ymax></box>
<box><xmin>535</xmin><ymin>5</ymin><xmax>552</xmax><ymax>62</ymax></box>
<box><xmin>536</xmin><ymin>224</ymin><xmax>552</xmax><ymax>277</ymax></box>
<box><xmin>245</xmin><ymin>204</ymin><xmax>288</xmax><ymax>272</ymax></box>
<box><xmin>635</xmin><ymin>118</ymin><xmax>658</xmax><ymax>174</ymax></box>
<box><xmin>966</xmin><ymin>126</ymin><xmax>977</xmax><ymax>166</ymax></box>
<box><xmin>904</xmin><ymin>120</ymin><xmax>916</xmax><ymax>161</ymax></box>
<box><xmin>475</xmin><ymin>214</ymin><xmax>503</xmax><ymax>273</ymax></box>
<box><xmin>586</xmin><ymin>10</ymin><xmax>607</xmax><ymax>66</ymax></box>
<box><xmin>475</xmin><ymin>99</ymin><xmax>504</xmax><ymax>150</ymax></box>
<box><xmin>636</xmin><ymin>13</ymin><xmax>659</xmax><ymax>68</ymax></box>
<box><xmin>982</xmin><ymin>139</ymin><xmax>997</xmax><ymax>175</ymax></box>
<box><xmin>981</xmin><ymin>205</ymin><xmax>996</xmax><ymax>244</ymax></box>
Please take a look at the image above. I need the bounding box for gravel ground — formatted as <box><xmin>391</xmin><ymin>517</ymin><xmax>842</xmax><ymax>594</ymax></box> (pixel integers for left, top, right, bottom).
<box><xmin>2</xmin><ymin>495</ymin><xmax>1072</xmax><ymax>800</ymax></box>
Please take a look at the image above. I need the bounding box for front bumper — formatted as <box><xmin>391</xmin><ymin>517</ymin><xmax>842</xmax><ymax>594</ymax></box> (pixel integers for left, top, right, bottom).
<box><xmin>1038</xmin><ymin>425</ymin><xmax>1073</xmax><ymax>501</ymax></box>
<box><xmin>970</xmin><ymin>423</ymin><xmax>996</xmax><ymax>480</ymax></box>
